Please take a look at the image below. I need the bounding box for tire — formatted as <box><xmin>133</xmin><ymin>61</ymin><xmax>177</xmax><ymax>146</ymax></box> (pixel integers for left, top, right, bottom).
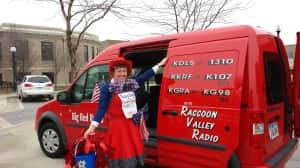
<box><xmin>17</xmin><ymin>90</ymin><xmax>20</xmax><ymax>99</ymax></box>
<box><xmin>38</xmin><ymin>122</ymin><xmax>65</xmax><ymax>158</ymax></box>
<box><xmin>228</xmin><ymin>153</ymin><xmax>240</xmax><ymax>168</ymax></box>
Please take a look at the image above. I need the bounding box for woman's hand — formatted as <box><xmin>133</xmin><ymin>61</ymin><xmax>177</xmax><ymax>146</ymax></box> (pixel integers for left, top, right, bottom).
<box><xmin>84</xmin><ymin>125</ymin><xmax>96</xmax><ymax>138</ymax></box>
<box><xmin>157</xmin><ymin>57</ymin><xmax>168</xmax><ymax>67</ymax></box>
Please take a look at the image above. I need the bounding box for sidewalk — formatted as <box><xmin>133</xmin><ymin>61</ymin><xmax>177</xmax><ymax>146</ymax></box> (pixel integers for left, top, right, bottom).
<box><xmin>0</xmin><ymin>121</ymin><xmax>64</xmax><ymax>168</ymax></box>
<box><xmin>0</xmin><ymin>91</ymin><xmax>21</xmax><ymax>129</ymax></box>
<box><xmin>0</xmin><ymin>91</ymin><xmax>17</xmax><ymax>112</ymax></box>
<box><xmin>0</xmin><ymin>89</ymin><xmax>17</xmax><ymax>99</ymax></box>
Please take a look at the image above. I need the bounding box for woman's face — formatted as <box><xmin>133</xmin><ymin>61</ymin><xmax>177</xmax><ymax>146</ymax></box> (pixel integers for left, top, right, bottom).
<box><xmin>113</xmin><ymin>66</ymin><xmax>128</xmax><ymax>81</ymax></box>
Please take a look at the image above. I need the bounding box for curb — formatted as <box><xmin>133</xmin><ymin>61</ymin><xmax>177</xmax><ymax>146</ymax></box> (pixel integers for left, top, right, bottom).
<box><xmin>0</xmin><ymin>94</ymin><xmax>23</xmax><ymax>130</ymax></box>
<box><xmin>0</xmin><ymin>117</ymin><xmax>13</xmax><ymax>129</ymax></box>
<box><xmin>0</xmin><ymin>94</ymin><xmax>17</xmax><ymax>112</ymax></box>
<box><xmin>0</xmin><ymin>120</ymin><xmax>32</xmax><ymax>133</ymax></box>
<box><xmin>0</xmin><ymin>98</ymin><xmax>7</xmax><ymax>110</ymax></box>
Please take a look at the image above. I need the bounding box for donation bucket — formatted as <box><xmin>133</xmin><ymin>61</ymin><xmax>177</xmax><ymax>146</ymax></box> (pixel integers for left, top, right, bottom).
<box><xmin>75</xmin><ymin>152</ymin><xmax>96</xmax><ymax>168</ymax></box>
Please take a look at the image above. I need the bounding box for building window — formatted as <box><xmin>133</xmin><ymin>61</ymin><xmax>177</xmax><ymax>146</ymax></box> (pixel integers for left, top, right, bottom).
<box><xmin>42</xmin><ymin>72</ymin><xmax>55</xmax><ymax>83</ymax></box>
<box><xmin>41</xmin><ymin>41</ymin><xmax>54</xmax><ymax>61</ymax></box>
<box><xmin>0</xmin><ymin>73</ymin><xmax>2</xmax><ymax>83</ymax></box>
<box><xmin>96</xmin><ymin>48</ymin><xmax>99</xmax><ymax>55</ymax></box>
<box><xmin>17</xmin><ymin>72</ymin><xmax>31</xmax><ymax>83</ymax></box>
<box><xmin>288</xmin><ymin>51</ymin><xmax>294</xmax><ymax>59</ymax></box>
<box><xmin>91</xmin><ymin>46</ymin><xmax>95</xmax><ymax>59</ymax></box>
<box><xmin>84</xmin><ymin>45</ymin><xmax>89</xmax><ymax>62</ymax></box>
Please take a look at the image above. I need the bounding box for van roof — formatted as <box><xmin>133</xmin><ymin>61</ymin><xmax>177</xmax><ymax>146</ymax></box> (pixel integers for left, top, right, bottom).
<box><xmin>93</xmin><ymin>25</ymin><xmax>272</xmax><ymax>62</ymax></box>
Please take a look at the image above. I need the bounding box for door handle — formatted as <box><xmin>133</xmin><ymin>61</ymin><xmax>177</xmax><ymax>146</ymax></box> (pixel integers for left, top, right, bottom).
<box><xmin>162</xmin><ymin>110</ymin><xmax>178</xmax><ymax>116</ymax></box>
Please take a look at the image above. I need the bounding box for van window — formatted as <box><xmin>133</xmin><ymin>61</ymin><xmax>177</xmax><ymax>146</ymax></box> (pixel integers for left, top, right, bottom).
<box><xmin>70</xmin><ymin>64</ymin><xmax>109</xmax><ymax>103</ymax></box>
<box><xmin>263</xmin><ymin>52</ymin><xmax>285</xmax><ymax>104</ymax></box>
<box><xmin>83</xmin><ymin>65</ymin><xmax>109</xmax><ymax>100</ymax></box>
<box><xmin>71</xmin><ymin>72</ymin><xmax>87</xmax><ymax>103</ymax></box>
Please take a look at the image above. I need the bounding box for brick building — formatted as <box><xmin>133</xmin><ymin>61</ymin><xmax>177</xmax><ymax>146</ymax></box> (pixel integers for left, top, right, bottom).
<box><xmin>0</xmin><ymin>23</ymin><xmax>120</xmax><ymax>88</ymax></box>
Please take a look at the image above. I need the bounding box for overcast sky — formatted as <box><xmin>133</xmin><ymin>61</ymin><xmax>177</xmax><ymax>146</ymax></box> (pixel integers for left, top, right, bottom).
<box><xmin>0</xmin><ymin>0</ymin><xmax>299</xmax><ymax>44</ymax></box>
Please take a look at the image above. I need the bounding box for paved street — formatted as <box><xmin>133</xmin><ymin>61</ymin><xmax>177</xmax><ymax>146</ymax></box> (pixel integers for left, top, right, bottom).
<box><xmin>0</xmin><ymin>97</ymin><xmax>46</xmax><ymax>125</ymax></box>
<box><xmin>0</xmin><ymin>121</ymin><xmax>64</xmax><ymax>168</ymax></box>
<box><xmin>0</xmin><ymin>96</ymin><xmax>64</xmax><ymax>168</ymax></box>
<box><xmin>0</xmin><ymin>96</ymin><xmax>300</xmax><ymax>167</ymax></box>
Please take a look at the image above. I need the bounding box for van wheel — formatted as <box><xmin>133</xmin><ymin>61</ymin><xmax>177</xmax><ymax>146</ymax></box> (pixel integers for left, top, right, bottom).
<box><xmin>38</xmin><ymin>122</ymin><xmax>65</xmax><ymax>158</ymax></box>
<box><xmin>228</xmin><ymin>153</ymin><xmax>240</xmax><ymax>168</ymax></box>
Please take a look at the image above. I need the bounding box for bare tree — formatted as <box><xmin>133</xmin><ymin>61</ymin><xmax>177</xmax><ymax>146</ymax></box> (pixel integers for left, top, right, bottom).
<box><xmin>139</xmin><ymin>0</ymin><xmax>250</xmax><ymax>33</ymax></box>
<box><xmin>35</xmin><ymin>0</ymin><xmax>127</xmax><ymax>80</ymax></box>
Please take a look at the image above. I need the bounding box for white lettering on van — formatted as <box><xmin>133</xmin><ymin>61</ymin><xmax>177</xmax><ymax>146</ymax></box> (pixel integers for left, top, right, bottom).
<box><xmin>71</xmin><ymin>112</ymin><xmax>94</xmax><ymax>122</ymax></box>
<box><xmin>168</xmin><ymin>88</ymin><xmax>190</xmax><ymax>94</ymax></box>
<box><xmin>169</xmin><ymin>74</ymin><xmax>192</xmax><ymax>80</ymax></box>
<box><xmin>72</xmin><ymin>112</ymin><xmax>79</xmax><ymax>123</ymax></box>
<box><xmin>205</xmin><ymin>73</ymin><xmax>232</xmax><ymax>80</ymax></box>
<box><xmin>192</xmin><ymin>129</ymin><xmax>219</xmax><ymax>142</ymax></box>
<box><xmin>181</xmin><ymin>106</ymin><xmax>218</xmax><ymax>119</ymax></box>
<box><xmin>203</xmin><ymin>89</ymin><xmax>231</xmax><ymax>96</ymax></box>
<box><xmin>208</xmin><ymin>58</ymin><xmax>234</xmax><ymax>65</ymax></box>
<box><xmin>80</xmin><ymin>113</ymin><xmax>89</xmax><ymax>122</ymax></box>
<box><xmin>172</xmin><ymin>60</ymin><xmax>194</xmax><ymax>66</ymax></box>
<box><xmin>186</xmin><ymin>117</ymin><xmax>215</xmax><ymax>130</ymax></box>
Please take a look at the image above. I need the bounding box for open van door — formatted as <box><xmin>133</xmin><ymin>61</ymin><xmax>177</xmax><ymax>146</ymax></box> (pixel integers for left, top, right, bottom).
<box><xmin>293</xmin><ymin>32</ymin><xmax>300</xmax><ymax>137</ymax></box>
<box><xmin>157</xmin><ymin>37</ymin><xmax>248</xmax><ymax>167</ymax></box>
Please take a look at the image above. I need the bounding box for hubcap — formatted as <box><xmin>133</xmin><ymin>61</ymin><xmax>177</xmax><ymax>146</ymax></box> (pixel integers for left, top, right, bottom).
<box><xmin>42</xmin><ymin>128</ymin><xmax>59</xmax><ymax>154</ymax></box>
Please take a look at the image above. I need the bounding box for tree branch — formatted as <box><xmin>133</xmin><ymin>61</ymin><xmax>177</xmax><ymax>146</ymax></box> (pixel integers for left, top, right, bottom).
<box><xmin>58</xmin><ymin>0</ymin><xmax>67</xmax><ymax>20</ymax></box>
<box><xmin>74</xmin><ymin>0</ymin><xmax>117</xmax><ymax>50</ymax></box>
<box><xmin>204</xmin><ymin>0</ymin><xmax>228</xmax><ymax>29</ymax></box>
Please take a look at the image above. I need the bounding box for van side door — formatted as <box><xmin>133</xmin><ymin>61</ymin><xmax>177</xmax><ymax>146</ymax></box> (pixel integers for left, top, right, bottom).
<box><xmin>157</xmin><ymin>38</ymin><xmax>248</xmax><ymax>167</ymax></box>
<box><xmin>62</xmin><ymin>64</ymin><xmax>109</xmax><ymax>143</ymax></box>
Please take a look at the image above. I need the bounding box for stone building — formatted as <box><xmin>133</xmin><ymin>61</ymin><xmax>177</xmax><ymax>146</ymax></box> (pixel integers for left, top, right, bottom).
<box><xmin>285</xmin><ymin>44</ymin><xmax>296</xmax><ymax>69</ymax></box>
<box><xmin>0</xmin><ymin>23</ymin><xmax>120</xmax><ymax>88</ymax></box>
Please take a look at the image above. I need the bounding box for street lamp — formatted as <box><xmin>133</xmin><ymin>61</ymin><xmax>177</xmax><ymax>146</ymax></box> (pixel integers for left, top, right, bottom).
<box><xmin>10</xmin><ymin>46</ymin><xmax>17</xmax><ymax>91</ymax></box>
<box><xmin>276</xmin><ymin>25</ymin><xmax>281</xmax><ymax>37</ymax></box>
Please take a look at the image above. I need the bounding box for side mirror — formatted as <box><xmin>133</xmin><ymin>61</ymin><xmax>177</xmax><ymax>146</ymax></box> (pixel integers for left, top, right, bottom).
<box><xmin>57</xmin><ymin>91</ymin><xmax>69</xmax><ymax>104</ymax></box>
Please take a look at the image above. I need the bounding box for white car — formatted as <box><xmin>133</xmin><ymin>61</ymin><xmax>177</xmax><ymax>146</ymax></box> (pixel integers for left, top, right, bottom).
<box><xmin>17</xmin><ymin>75</ymin><xmax>55</xmax><ymax>101</ymax></box>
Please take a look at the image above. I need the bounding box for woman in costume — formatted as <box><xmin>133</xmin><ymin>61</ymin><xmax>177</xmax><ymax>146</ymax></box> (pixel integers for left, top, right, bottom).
<box><xmin>84</xmin><ymin>57</ymin><xmax>167</xmax><ymax>168</ymax></box>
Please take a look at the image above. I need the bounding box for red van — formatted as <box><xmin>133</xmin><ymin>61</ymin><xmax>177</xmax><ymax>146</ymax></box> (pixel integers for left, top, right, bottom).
<box><xmin>35</xmin><ymin>25</ymin><xmax>300</xmax><ymax>168</ymax></box>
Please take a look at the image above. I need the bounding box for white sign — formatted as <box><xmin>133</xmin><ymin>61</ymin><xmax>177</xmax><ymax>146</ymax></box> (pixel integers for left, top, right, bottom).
<box><xmin>118</xmin><ymin>91</ymin><xmax>137</xmax><ymax>118</ymax></box>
